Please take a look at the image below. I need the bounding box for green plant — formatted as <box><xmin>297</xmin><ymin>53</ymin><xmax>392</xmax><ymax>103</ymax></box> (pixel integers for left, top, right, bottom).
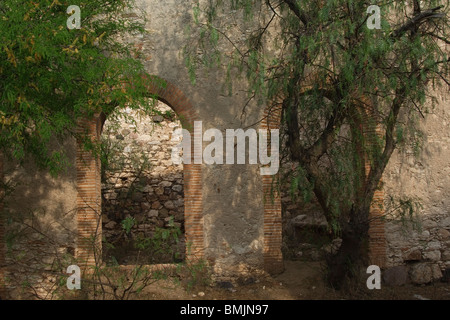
<box><xmin>133</xmin><ymin>217</ymin><xmax>183</xmax><ymax>263</ymax></box>
<box><xmin>173</xmin><ymin>241</ymin><xmax>211</xmax><ymax>291</ymax></box>
<box><xmin>0</xmin><ymin>0</ymin><xmax>155</xmax><ymax>176</ymax></box>
<box><xmin>121</xmin><ymin>216</ymin><xmax>136</xmax><ymax>235</ymax></box>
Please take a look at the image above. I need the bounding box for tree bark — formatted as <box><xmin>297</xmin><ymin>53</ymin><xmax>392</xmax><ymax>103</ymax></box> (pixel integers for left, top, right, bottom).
<box><xmin>325</xmin><ymin>206</ymin><xmax>371</xmax><ymax>289</ymax></box>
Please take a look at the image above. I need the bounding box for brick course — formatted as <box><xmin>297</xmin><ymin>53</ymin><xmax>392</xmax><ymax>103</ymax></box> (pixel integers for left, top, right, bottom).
<box><xmin>360</xmin><ymin>106</ymin><xmax>387</xmax><ymax>268</ymax></box>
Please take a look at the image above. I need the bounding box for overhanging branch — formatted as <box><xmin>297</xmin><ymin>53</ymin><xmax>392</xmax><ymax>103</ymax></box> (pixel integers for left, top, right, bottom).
<box><xmin>282</xmin><ymin>0</ymin><xmax>309</xmax><ymax>26</ymax></box>
<box><xmin>391</xmin><ymin>5</ymin><xmax>445</xmax><ymax>39</ymax></box>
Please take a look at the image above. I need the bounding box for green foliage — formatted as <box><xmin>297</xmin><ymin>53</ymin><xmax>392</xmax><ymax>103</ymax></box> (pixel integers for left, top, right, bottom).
<box><xmin>0</xmin><ymin>0</ymin><xmax>152</xmax><ymax>176</ymax></box>
<box><xmin>176</xmin><ymin>256</ymin><xmax>211</xmax><ymax>292</ymax></box>
<box><xmin>185</xmin><ymin>0</ymin><xmax>449</xmax><ymax>239</ymax></box>
<box><xmin>99</xmin><ymin>110</ymin><xmax>154</xmax><ymax>183</ymax></box>
<box><xmin>136</xmin><ymin>217</ymin><xmax>181</xmax><ymax>248</ymax></box>
<box><xmin>385</xmin><ymin>195</ymin><xmax>424</xmax><ymax>232</ymax></box>
<box><xmin>121</xmin><ymin>216</ymin><xmax>135</xmax><ymax>234</ymax></box>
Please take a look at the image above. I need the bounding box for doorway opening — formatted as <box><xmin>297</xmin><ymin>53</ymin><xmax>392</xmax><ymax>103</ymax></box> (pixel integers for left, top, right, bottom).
<box><xmin>100</xmin><ymin>100</ymin><xmax>185</xmax><ymax>265</ymax></box>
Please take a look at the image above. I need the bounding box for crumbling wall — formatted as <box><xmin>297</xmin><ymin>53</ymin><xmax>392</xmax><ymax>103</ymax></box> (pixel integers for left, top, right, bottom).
<box><xmin>382</xmin><ymin>88</ymin><xmax>450</xmax><ymax>284</ymax></box>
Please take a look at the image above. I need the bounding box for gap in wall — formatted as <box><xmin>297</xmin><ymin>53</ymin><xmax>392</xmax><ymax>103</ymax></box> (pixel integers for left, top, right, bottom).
<box><xmin>100</xmin><ymin>100</ymin><xmax>185</xmax><ymax>266</ymax></box>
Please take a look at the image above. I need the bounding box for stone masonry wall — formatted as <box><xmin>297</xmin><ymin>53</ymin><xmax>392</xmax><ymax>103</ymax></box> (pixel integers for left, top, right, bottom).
<box><xmin>382</xmin><ymin>88</ymin><xmax>450</xmax><ymax>285</ymax></box>
<box><xmin>101</xmin><ymin>102</ymin><xmax>185</xmax><ymax>264</ymax></box>
<box><xmin>1</xmin><ymin>1</ymin><xmax>448</xmax><ymax>297</ymax></box>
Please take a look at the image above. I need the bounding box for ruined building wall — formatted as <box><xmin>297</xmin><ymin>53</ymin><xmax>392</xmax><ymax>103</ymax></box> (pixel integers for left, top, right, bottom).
<box><xmin>131</xmin><ymin>0</ymin><xmax>282</xmax><ymax>278</ymax></box>
<box><xmin>0</xmin><ymin>1</ymin><xmax>279</xmax><ymax>297</ymax></box>
<box><xmin>2</xmin><ymin>140</ymin><xmax>78</xmax><ymax>299</ymax></box>
<box><xmin>382</xmin><ymin>88</ymin><xmax>450</xmax><ymax>284</ymax></box>
<box><xmin>0</xmin><ymin>1</ymin><xmax>448</xmax><ymax>299</ymax></box>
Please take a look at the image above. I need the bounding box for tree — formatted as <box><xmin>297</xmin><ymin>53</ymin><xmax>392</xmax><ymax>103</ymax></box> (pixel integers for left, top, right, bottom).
<box><xmin>185</xmin><ymin>0</ymin><xmax>449</xmax><ymax>287</ymax></box>
<box><xmin>0</xmin><ymin>0</ymin><xmax>154</xmax><ymax>176</ymax></box>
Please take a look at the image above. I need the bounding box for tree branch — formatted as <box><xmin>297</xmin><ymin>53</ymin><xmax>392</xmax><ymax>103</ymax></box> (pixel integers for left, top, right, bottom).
<box><xmin>282</xmin><ymin>0</ymin><xmax>309</xmax><ymax>26</ymax></box>
<box><xmin>391</xmin><ymin>6</ymin><xmax>445</xmax><ymax>39</ymax></box>
<box><xmin>363</xmin><ymin>87</ymin><xmax>405</xmax><ymax>210</ymax></box>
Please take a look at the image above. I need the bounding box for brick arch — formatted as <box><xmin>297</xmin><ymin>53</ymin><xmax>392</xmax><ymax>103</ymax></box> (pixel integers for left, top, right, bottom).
<box><xmin>75</xmin><ymin>77</ymin><xmax>204</xmax><ymax>267</ymax></box>
<box><xmin>142</xmin><ymin>76</ymin><xmax>198</xmax><ymax>131</ymax></box>
<box><xmin>143</xmin><ymin>77</ymin><xmax>205</xmax><ymax>262</ymax></box>
<box><xmin>260</xmin><ymin>102</ymin><xmax>387</xmax><ymax>274</ymax></box>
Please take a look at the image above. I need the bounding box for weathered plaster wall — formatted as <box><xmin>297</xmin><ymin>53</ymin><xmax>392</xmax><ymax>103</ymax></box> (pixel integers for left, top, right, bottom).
<box><xmin>132</xmin><ymin>0</ymin><xmax>274</xmax><ymax>278</ymax></box>
<box><xmin>3</xmin><ymin>139</ymin><xmax>78</xmax><ymax>299</ymax></box>
<box><xmin>383</xmin><ymin>88</ymin><xmax>450</xmax><ymax>284</ymax></box>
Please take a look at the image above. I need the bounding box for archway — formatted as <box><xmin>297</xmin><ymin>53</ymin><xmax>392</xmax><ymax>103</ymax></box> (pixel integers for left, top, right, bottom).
<box><xmin>75</xmin><ymin>78</ymin><xmax>204</xmax><ymax>268</ymax></box>
<box><xmin>100</xmin><ymin>101</ymin><xmax>186</xmax><ymax>264</ymax></box>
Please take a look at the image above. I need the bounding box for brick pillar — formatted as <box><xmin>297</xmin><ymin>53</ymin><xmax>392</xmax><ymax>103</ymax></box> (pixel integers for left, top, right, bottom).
<box><xmin>368</xmin><ymin>181</ymin><xmax>386</xmax><ymax>267</ymax></box>
<box><xmin>361</xmin><ymin>107</ymin><xmax>387</xmax><ymax>268</ymax></box>
<box><xmin>261</xmin><ymin>106</ymin><xmax>284</xmax><ymax>274</ymax></box>
<box><xmin>184</xmin><ymin>163</ymin><xmax>204</xmax><ymax>260</ymax></box>
<box><xmin>76</xmin><ymin>117</ymin><xmax>102</xmax><ymax>268</ymax></box>
<box><xmin>0</xmin><ymin>155</ymin><xmax>6</xmax><ymax>298</ymax></box>
<box><xmin>366</xmin><ymin>127</ymin><xmax>387</xmax><ymax>268</ymax></box>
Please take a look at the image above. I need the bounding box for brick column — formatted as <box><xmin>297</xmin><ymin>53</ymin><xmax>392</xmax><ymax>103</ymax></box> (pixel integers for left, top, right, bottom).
<box><xmin>361</xmin><ymin>106</ymin><xmax>387</xmax><ymax>268</ymax></box>
<box><xmin>261</xmin><ymin>106</ymin><xmax>284</xmax><ymax>274</ymax></box>
<box><xmin>368</xmin><ymin>182</ymin><xmax>386</xmax><ymax>267</ymax></box>
<box><xmin>366</xmin><ymin>124</ymin><xmax>387</xmax><ymax>268</ymax></box>
<box><xmin>76</xmin><ymin>117</ymin><xmax>102</xmax><ymax>268</ymax></box>
<box><xmin>184</xmin><ymin>163</ymin><xmax>204</xmax><ymax>260</ymax></box>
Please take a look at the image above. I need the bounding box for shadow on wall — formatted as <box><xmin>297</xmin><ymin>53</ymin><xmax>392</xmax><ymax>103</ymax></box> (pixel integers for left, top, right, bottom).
<box><xmin>201</xmin><ymin>151</ymin><xmax>266</xmax><ymax>281</ymax></box>
<box><xmin>2</xmin><ymin>137</ymin><xmax>78</xmax><ymax>299</ymax></box>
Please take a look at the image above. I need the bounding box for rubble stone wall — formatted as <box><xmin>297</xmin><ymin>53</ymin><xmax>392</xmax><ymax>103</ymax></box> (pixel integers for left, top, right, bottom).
<box><xmin>101</xmin><ymin>103</ymin><xmax>186</xmax><ymax>263</ymax></box>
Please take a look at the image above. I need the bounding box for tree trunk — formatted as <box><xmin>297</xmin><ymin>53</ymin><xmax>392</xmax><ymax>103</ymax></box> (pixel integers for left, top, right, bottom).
<box><xmin>325</xmin><ymin>206</ymin><xmax>370</xmax><ymax>289</ymax></box>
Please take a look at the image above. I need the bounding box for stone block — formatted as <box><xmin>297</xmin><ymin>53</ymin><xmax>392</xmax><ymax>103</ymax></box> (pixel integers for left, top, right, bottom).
<box><xmin>423</xmin><ymin>219</ymin><xmax>438</xmax><ymax>229</ymax></box>
<box><xmin>437</xmin><ymin>228</ymin><xmax>450</xmax><ymax>240</ymax></box>
<box><xmin>410</xmin><ymin>263</ymin><xmax>433</xmax><ymax>285</ymax></box>
<box><xmin>441</xmin><ymin>217</ymin><xmax>450</xmax><ymax>227</ymax></box>
<box><xmin>431</xmin><ymin>264</ymin><xmax>443</xmax><ymax>281</ymax></box>
<box><xmin>403</xmin><ymin>248</ymin><xmax>422</xmax><ymax>262</ymax></box>
<box><xmin>423</xmin><ymin>250</ymin><xmax>441</xmax><ymax>261</ymax></box>
<box><xmin>442</xmin><ymin>250</ymin><xmax>450</xmax><ymax>260</ymax></box>
<box><xmin>383</xmin><ymin>266</ymin><xmax>409</xmax><ymax>286</ymax></box>
<box><xmin>147</xmin><ymin>210</ymin><xmax>159</xmax><ymax>218</ymax></box>
<box><xmin>426</xmin><ymin>241</ymin><xmax>441</xmax><ymax>250</ymax></box>
<box><xmin>164</xmin><ymin>200</ymin><xmax>175</xmax><ymax>210</ymax></box>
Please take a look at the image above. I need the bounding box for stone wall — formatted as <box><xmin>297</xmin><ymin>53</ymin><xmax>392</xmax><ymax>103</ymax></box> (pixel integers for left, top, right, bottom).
<box><xmin>383</xmin><ymin>214</ymin><xmax>450</xmax><ymax>285</ymax></box>
<box><xmin>382</xmin><ymin>88</ymin><xmax>450</xmax><ymax>284</ymax></box>
<box><xmin>0</xmin><ymin>1</ymin><xmax>448</xmax><ymax>299</ymax></box>
<box><xmin>1</xmin><ymin>140</ymin><xmax>78</xmax><ymax>299</ymax></box>
<box><xmin>101</xmin><ymin>102</ymin><xmax>185</xmax><ymax>264</ymax></box>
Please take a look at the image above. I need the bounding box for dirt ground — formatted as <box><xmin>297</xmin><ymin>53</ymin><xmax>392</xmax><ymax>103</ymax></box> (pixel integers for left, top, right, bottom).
<box><xmin>142</xmin><ymin>260</ymin><xmax>450</xmax><ymax>300</ymax></box>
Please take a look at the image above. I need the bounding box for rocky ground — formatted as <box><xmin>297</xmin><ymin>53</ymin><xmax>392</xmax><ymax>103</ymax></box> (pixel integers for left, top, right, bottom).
<box><xmin>132</xmin><ymin>260</ymin><xmax>450</xmax><ymax>300</ymax></box>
